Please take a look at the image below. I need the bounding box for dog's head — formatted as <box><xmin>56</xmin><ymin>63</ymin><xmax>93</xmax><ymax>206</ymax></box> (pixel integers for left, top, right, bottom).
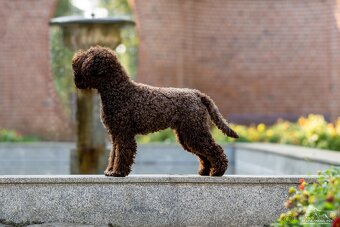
<box><xmin>72</xmin><ymin>46</ymin><xmax>125</xmax><ymax>89</ymax></box>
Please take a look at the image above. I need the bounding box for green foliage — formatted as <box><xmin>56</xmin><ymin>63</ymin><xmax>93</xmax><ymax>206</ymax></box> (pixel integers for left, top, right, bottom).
<box><xmin>50</xmin><ymin>0</ymin><xmax>83</xmax><ymax>118</ymax></box>
<box><xmin>137</xmin><ymin>128</ymin><xmax>176</xmax><ymax>144</ymax></box>
<box><xmin>50</xmin><ymin>0</ymin><xmax>137</xmax><ymax>118</ymax></box>
<box><xmin>54</xmin><ymin>0</ymin><xmax>82</xmax><ymax>17</ymax></box>
<box><xmin>137</xmin><ymin>115</ymin><xmax>340</xmax><ymax>152</ymax></box>
<box><xmin>223</xmin><ymin>114</ymin><xmax>340</xmax><ymax>151</ymax></box>
<box><xmin>272</xmin><ymin>168</ymin><xmax>340</xmax><ymax>227</ymax></box>
<box><xmin>0</xmin><ymin>129</ymin><xmax>40</xmax><ymax>142</ymax></box>
<box><xmin>99</xmin><ymin>0</ymin><xmax>138</xmax><ymax>78</ymax></box>
<box><xmin>100</xmin><ymin>0</ymin><xmax>132</xmax><ymax>16</ymax></box>
<box><xmin>50</xmin><ymin>27</ymin><xmax>76</xmax><ymax>117</ymax></box>
<box><xmin>116</xmin><ymin>25</ymin><xmax>138</xmax><ymax>79</ymax></box>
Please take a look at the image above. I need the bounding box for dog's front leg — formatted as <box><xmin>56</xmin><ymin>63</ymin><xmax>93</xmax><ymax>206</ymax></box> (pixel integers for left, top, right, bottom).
<box><xmin>104</xmin><ymin>135</ymin><xmax>136</xmax><ymax>177</ymax></box>
<box><xmin>104</xmin><ymin>138</ymin><xmax>117</xmax><ymax>176</ymax></box>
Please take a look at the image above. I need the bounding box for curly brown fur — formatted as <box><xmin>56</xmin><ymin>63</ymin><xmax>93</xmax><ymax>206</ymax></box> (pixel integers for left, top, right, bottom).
<box><xmin>72</xmin><ymin>46</ymin><xmax>238</xmax><ymax>177</ymax></box>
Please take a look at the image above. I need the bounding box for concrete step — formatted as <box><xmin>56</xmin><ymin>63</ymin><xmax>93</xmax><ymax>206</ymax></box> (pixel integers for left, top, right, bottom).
<box><xmin>0</xmin><ymin>175</ymin><xmax>316</xmax><ymax>227</ymax></box>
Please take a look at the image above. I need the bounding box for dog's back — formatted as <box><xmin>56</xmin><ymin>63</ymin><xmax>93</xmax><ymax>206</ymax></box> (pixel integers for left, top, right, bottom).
<box><xmin>127</xmin><ymin>83</ymin><xmax>205</xmax><ymax>135</ymax></box>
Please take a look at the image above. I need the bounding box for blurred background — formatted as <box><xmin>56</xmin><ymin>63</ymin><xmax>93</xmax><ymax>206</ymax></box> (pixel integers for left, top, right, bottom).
<box><xmin>0</xmin><ymin>0</ymin><xmax>340</xmax><ymax>175</ymax></box>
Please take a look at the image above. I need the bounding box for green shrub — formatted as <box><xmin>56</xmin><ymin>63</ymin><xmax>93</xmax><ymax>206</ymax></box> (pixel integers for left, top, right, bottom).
<box><xmin>0</xmin><ymin>128</ymin><xmax>40</xmax><ymax>142</ymax></box>
<box><xmin>272</xmin><ymin>168</ymin><xmax>340</xmax><ymax>227</ymax></box>
<box><xmin>137</xmin><ymin>128</ymin><xmax>176</xmax><ymax>143</ymax></box>
<box><xmin>137</xmin><ymin>114</ymin><xmax>340</xmax><ymax>151</ymax></box>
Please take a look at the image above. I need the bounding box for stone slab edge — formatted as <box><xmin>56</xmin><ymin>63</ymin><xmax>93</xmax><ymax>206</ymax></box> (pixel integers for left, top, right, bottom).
<box><xmin>0</xmin><ymin>175</ymin><xmax>317</xmax><ymax>184</ymax></box>
<box><xmin>233</xmin><ymin>142</ymin><xmax>340</xmax><ymax>165</ymax></box>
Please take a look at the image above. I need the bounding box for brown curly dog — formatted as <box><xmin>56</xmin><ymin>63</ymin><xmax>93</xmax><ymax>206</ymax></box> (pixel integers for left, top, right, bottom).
<box><xmin>72</xmin><ymin>46</ymin><xmax>238</xmax><ymax>177</ymax></box>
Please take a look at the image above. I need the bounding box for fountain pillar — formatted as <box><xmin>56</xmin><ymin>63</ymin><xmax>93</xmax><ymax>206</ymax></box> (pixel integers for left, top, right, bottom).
<box><xmin>50</xmin><ymin>16</ymin><xmax>134</xmax><ymax>174</ymax></box>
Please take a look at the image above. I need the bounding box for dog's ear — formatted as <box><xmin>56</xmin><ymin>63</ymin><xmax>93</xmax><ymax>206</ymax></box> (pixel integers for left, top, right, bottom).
<box><xmin>72</xmin><ymin>49</ymin><xmax>85</xmax><ymax>72</ymax></box>
<box><xmin>82</xmin><ymin>48</ymin><xmax>116</xmax><ymax>78</ymax></box>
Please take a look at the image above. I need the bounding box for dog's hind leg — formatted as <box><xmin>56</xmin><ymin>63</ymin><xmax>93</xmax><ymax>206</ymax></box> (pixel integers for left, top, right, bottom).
<box><xmin>105</xmin><ymin>135</ymin><xmax>137</xmax><ymax>177</ymax></box>
<box><xmin>178</xmin><ymin>125</ymin><xmax>228</xmax><ymax>176</ymax></box>
<box><xmin>197</xmin><ymin>155</ymin><xmax>211</xmax><ymax>176</ymax></box>
<box><xmin>174</xmin><ymin>129</ymin><xmax>212</xmax><ymax>176</ymax></box>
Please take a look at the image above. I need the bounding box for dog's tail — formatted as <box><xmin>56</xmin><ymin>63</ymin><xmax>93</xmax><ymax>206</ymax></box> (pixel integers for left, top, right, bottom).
<box><xmin>197</xmin><ymin>92</ymin><xmax>239</xmax><ymax>138</ymax></box>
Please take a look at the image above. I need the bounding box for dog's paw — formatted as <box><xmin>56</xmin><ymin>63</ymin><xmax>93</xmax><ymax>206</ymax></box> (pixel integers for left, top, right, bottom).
<box><xmin>209</xmin><ymin>165</ymin><xmax>227</xmax><ymax>176</ymax></box>
<box><xmin>208</xmin><ymin>157</ymin><xmax>228</xmax><ymax>176</ymax></box>
<box><xmin>209</xmin><ymin>168</ymin><xmax>225</xmax><ymax>177</ymax></box>
<box><xmin>104</xmin><ymin>170</ymin><xmax>126</xmax><ymax>177</ymax></box>
<box><xmin>198</xmin><ymin>168</ymin><xmax>210</xmax><ymax>176</ymax></box>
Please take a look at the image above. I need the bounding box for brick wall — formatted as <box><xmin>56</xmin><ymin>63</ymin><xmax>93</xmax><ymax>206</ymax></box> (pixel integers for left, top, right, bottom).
<box><xmin>1</xmin><ymin>0</ymin><xmax>340</xmax><ymax>141</ymax></box>
<box><xmin>0</xmin><ymin>0</ymin><xmax>71</xmax><ymax>140</ymax></box>
<box><xmin>132</xmin><ymin>0</ymin><xmax>340</xmax><ymax>124</ymax></box>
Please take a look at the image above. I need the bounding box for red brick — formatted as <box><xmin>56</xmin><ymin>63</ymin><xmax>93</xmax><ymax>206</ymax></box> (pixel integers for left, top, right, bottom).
<box><xmin>131</xmin><ymin>0</ymin><xmax>340</xmax><ymax>123</ymax></box>
<box><xmin>0</xmin><ymin>0</ymin><xmax>71</xmax><ymax>140</ymax></box>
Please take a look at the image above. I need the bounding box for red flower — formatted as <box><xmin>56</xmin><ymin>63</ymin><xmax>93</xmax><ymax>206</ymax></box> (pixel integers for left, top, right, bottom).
<box><xmin>333</xmin><ymin>217</ymin><xmax>340</xmax><ymax>227</ymax></box>
<box><xmin>299</xmin><ymin>178</ymin><xmax>306</xmax><ymax>190</ymax></box>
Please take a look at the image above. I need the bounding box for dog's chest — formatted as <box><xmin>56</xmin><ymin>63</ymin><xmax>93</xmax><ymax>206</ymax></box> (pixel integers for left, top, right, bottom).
<box><xmin>100</xmin><ymin>104</ymin><xmax>127</xmax><ymax>129</ymax></box>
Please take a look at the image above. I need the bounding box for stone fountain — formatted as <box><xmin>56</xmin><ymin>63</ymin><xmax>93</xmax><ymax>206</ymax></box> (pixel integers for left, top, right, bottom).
<box><xmin>50</xmin><ymin>15</ymin><xmax>134</xmax><ymax>174</ymax></box>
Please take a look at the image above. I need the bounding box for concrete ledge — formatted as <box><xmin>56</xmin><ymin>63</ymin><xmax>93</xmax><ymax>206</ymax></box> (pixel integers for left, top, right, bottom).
<box><xmin>0</xmin><ymin>174</ymin><xmax>315</xmax><ymax>184</ymax></box>
<box><xmin>233</xmin><ymin>143</ymin><xmax>340</xmax><ymax>175</ymax></box>
<box><xmin>0</xmin><ymin>175</ymin><xmax>317</xmax><ymax>227</ymax></box>
<box><xmin>234</xmin><ymin>143</ymin><xmax>340</xmax><ymax>165</ymax></box>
